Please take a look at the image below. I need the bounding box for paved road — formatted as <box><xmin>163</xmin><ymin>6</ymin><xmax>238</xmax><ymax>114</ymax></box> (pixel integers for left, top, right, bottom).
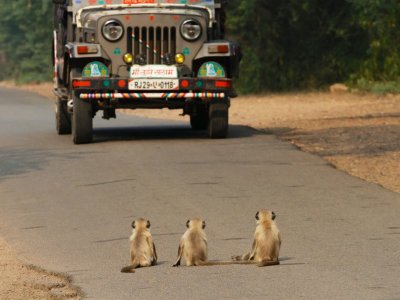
<box><xmin>0</xmin><ymin>87</ymin><xmax>399</xmax><ymax>299</ymax></box>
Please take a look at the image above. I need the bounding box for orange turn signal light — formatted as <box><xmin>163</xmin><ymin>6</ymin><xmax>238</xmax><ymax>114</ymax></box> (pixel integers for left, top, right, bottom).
<box><xmin>77</xmin><ymin>45</ymin><xmax>99</xmax><ymax>55</ymax></box>
<box><xmin>208</xmin><ymin>44</ymin><xmax>229</xmax><ymax>54</ymax></box>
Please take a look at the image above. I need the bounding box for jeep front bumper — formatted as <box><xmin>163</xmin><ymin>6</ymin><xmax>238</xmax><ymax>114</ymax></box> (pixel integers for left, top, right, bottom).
<box><xmin>72</xmin><ymin>77</ymin><xmax>235</xmax><ymax>99</ymax></box>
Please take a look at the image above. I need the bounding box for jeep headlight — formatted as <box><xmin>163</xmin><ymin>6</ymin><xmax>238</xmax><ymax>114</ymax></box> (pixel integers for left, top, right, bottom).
<box><xmin>102</xmin><ymin>20</ymin><xmax>124</xmax><ymax>42</ymax></box>
<box><xmin>180</xmin><ymin>19</ymin><xmax>202</xmax><ymax>41</ymax></box>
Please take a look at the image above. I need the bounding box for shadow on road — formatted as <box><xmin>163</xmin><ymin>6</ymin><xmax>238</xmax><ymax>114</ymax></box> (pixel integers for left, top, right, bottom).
<box><xmin>93</xmin><ymin>124</ymin><xmax>262</xmax><ymax>143</ymax></box>
<box><xmin>0</xmin><ymin>147</ymin><xmax>95</xmax><ymax>180</ymax></box>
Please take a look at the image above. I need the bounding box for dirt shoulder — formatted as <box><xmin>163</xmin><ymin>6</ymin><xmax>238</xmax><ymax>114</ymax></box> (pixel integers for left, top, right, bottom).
<box><xmin>0</xmin><ymin>238</ymin><xmax>82</xmax><ymax>300</ymax></box>
<box><xmin>231</xmin><ymin>93</ymin><xmax>400</xmax><ymax>194</ymax></box>
<box><xmin>0</xmin><ymin>81</ymin><xmax>398</xmax><ymax>298</ymax></box>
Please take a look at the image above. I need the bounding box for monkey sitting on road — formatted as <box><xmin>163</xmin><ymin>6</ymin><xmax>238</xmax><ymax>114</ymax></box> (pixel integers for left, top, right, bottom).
<box><xmin>173</xmin><ymin>218</ymin><xmax>209</xmax><ymax>267</ymax></box>
<box><xmin>173</xmin><ymin>218</ymin><xmax>261</xmax><ymax>267</ymax></box>
<box><xmin>231</xmin><ymin>210</ymin><xmax>281</xmax><ymax>267</ymax></box>
<box><xmin>121</xmin><ymin>218</ymin><xmax>157</xmax><ymax>273</ymax></box>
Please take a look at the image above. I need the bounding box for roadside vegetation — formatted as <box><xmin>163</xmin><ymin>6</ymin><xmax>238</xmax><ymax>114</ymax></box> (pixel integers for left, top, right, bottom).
<box><xmin>0</xmin><ymin>0</ymin><xmax>399</xmax><ymax>93</ymax></box>
<box><xmin>0</xmin><ymin>1</ymin><xmax>52</xmax><ymax>83</ymax></box>
<box><xmin>227</xmin><ymin>0</ymin><xmax>400</xmax><ymax>92</ymax></box>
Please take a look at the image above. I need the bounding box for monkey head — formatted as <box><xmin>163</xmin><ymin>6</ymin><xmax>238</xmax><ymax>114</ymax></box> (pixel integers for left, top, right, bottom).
<box><xmin>131</xmin><ymin>218</ymin><xmax>151</xmax><ymax>230</ymax></box>
<box><xmin>186</xmin><ymin>218</ymin><xmax>206</xmax><ymax>229</ymax></box>
<box><xmin>255</xmin><ymin>210</ymin><xmax>276</xmax><ymax>222</ymax></box>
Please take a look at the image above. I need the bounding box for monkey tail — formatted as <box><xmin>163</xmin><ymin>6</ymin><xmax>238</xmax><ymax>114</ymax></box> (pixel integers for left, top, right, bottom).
<box><xmin>197</xmin><ymin>260</ymin><xmax>241</xmax><ymax>266</ymax></box>
<box><xmin>120</xmin><ymin>263</ymin><xmax>139</xmax><ymax>273</ymax></box>
<box><xmin>228</xmin><ymin>260</ymin><xmax>280</xmax><ymax>266</ymax></box>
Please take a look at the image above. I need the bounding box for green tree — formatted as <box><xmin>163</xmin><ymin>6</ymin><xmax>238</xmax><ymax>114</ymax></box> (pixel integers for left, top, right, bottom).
<box><xmin>227</xmin><ymin>0</ymin><xmax>368</xmax><ymax>92</ymax></box>
<box><xmin>0</xmin><ymin>0</ymin><xmax>52</xmax><ymax>83</ymax></box>
<box><xmin>350</xmin><ymin>0</ymin><xmax>400</xmax><ymax>82</ymax></box>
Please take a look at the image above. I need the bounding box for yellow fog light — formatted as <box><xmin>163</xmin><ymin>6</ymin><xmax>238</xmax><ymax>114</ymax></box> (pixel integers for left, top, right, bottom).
<box><xmin>175</xmin><ymin>53</ymin><xmax>185</xmax><ymax>64</ymax></box>
<box><xmin>123</xmin><ymin>53</ymin><xmax>133</xmax><ymax>64</ymax></box>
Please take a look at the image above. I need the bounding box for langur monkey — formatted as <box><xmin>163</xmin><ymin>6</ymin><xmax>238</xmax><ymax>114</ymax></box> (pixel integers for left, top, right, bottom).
<box><xmin>173</xmin><ymin>218</ymin><xmax>209</xmax><ymax>267</ymax></box>
<box><xmin>121</xmin><ymin>218</ymin><xmax>157</xmax><ymax>273</ymax></box>
<box><xmin>231</xmin><ymin>210</ymin><xmax>281</xmax><ymax>266</ymax></box>
<box><xmin>172</xmin><ymin>218</ymin><xmax>259</xmax><ymax>267</ymax></box>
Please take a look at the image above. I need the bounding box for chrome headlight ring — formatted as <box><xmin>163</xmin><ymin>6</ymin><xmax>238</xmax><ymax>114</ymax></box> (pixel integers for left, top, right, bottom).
<box><xmin>180</xmin><ymin>19</ymin><xmax>202</xmax><ymax>41</ymax></box>
<box><xmin>102</xmin><ymin>19</ymin><xmax>124</xmax><ymax>42</ymax></box>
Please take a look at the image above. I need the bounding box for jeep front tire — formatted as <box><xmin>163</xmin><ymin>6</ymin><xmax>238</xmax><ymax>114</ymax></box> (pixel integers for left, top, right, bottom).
<box><xmin>56</xmin><ymin>97</ymin><xmax>71</xmax><ymax>135</ymax></box>
<box><xmin>208</xmin><ymin>101</ymin><xmax>229</xmax><ymax>139</ymax></box>
<box><xmin>70</xmin><ymin>69</ymin><xmax>93</xmax><ymax>144</ymax></box>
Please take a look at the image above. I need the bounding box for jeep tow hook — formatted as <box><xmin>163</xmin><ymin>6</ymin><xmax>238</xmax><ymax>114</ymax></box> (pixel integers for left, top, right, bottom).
<box><xmin>67</xmin><ymin>99</ymin><xmax>73</xmax><ymax>113</ymax></box>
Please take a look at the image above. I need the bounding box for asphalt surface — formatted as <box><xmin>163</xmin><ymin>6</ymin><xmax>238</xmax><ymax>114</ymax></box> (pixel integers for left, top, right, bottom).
<box><xmin>0</xmin><ymin>87</ymin><xmax>399</xmax><ymax>300</ymax></box>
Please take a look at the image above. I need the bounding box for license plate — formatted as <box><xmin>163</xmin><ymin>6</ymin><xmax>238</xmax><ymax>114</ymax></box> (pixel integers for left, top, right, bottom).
<box><xmin>130</xmin><ymin>65</ymin><xmax>178</xmax><ymax>79</ymax></box>
<box><xmin>129</xmin><ymin>79</ymin><xmax>179</xmax><ymax>90</ymax></box>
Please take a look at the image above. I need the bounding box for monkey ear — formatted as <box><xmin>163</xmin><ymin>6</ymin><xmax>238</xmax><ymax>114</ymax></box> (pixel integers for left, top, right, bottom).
<box><xmin>131</xmin><ymin>221</ymin><xmax>136</xmax><ymax>229</ymax></box>
<box><xmin>147</xmin><ymin>220</ymin><xmax>151</xmax><ymax>228</ymax></box>
<box><xmin>271</xmin><ymin>211</ymin><xmax>276</xmax><ymax>220</ymax></box>
<box><xmin>186</xmin><ymin>220</ymin><xmax>190</xmax><ymax>228</ymax></box>
<box><xmin>255</xmin><ymin>211</ymin><xmax>259</xmax><ymax>220</ymax></box>
<box><xmin>202</xmin><ymin>221</ymin><xmax>206</xmax><ymax>229</ymax></box>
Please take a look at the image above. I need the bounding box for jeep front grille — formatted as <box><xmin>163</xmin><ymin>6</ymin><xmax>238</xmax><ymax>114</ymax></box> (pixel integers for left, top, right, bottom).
<box><xmin>127</xmin><ymin>26</ymin><xmax>177</xmax><ymax>64</ymax></box>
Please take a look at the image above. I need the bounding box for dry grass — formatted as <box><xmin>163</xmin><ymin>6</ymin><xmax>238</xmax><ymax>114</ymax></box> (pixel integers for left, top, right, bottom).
<box><xmin>0</xmin><ymin>238</ymin><xmax>82</xmax><ymax>300</ymax></box>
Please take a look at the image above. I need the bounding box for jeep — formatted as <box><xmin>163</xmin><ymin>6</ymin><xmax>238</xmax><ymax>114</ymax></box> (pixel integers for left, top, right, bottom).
<box><xmin>52</xmin><ymin>0</ymin><xmax>240</xmax><ymax>144</ymax></box>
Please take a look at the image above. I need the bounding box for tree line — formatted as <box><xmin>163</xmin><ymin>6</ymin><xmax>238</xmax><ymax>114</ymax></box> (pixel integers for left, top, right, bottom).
<box><xmin>0</xmin><ymin>0</ymin><xmax>53</xmax><ymax>83</ymax></box>
<box><xmin>227</xmin><ymin>0</ymin><xmax>400</xmax><ymax>92</ymax></box>
<box><xmin>0</xmin><ymin>0</ymin><xmax>398</xmax><ymax>92</ymax></box>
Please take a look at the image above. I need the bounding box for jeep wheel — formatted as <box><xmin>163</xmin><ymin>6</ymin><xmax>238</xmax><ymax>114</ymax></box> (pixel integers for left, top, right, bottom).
<box><xmin>56</xmin><ymin>97</ymin><xmax>71</xmax><ymax>135</ymax></box>
<box><xmin>208</xmin><ymin>102</ymin><xmax>229</xmax><ymax>139</ymax></box>
<box><xmin>72</xmin><ymin>90</ymin><xmax>93</xmax><ymax>144</ymax></box>
<box><xmin>190</xmin><ymin>104</ymin><xmax>208</xmax><ymax>130</ymax></box>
